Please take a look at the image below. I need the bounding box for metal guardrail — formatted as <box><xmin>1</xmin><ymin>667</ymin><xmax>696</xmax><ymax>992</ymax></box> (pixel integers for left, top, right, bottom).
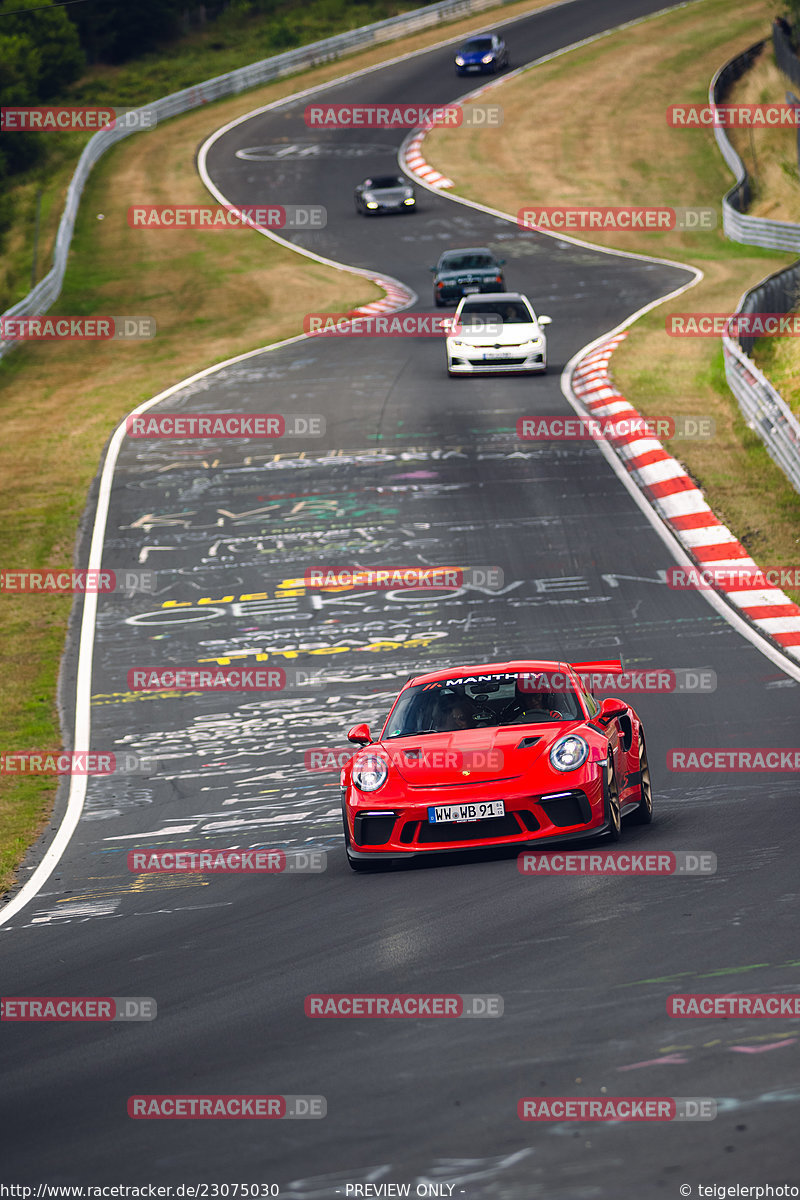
<box><xmin>722</xmin><ymin>247</ymin><xmax>800</xmax><ymax>498</ymax></box>
<box><xmin>722</xmin><ymin>324</ymin><xmax>800</xmax><ymax>496</ymax></box>
<box><xmin>709</xmin><ymin>38</ymin><xmax>800</xmax><ymax>495</ymax></box>
<box><xmin>773</xmin><ymin>17</ymin><xmax>800</xmax><ymax>91</ymax></box>
<box><xmin>735</xmin><ymin>257</ymin><xmax>800</xmax><ymax>355</ymax></box>
<box><xmin>11</xmin><ymin>4</ymin><xmax>800</xmax><ymax>499</ymax></box>
<box><xmin>723</xmin><ymin>255</ymin><xmax>800</xmax><ymax>499</ymax></box>
<box><xmin>724</xmin><ymin>261</ymin><xmax>800</xmax><ymax>496</ymax></box>
<box><xmin>0</xmin><ymin>0</ymin><xmax>508</xmax><ymax>358</ymax></box>
<box><xmin>709</xmin><ymin>39</ymin><xmax>800</xmax><ymax>250</ymax></box>
<box><xmin>785</xmin><ymin>90</ymin><xmax>800</xmax><ymax>174</ymax></box>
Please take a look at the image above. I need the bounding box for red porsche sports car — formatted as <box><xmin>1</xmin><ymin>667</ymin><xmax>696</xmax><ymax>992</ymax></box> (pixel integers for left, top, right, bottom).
<box><xmin>340</xmin><ymin>659</ymin><xmax>652</xmax><ymax>870</ymax></box>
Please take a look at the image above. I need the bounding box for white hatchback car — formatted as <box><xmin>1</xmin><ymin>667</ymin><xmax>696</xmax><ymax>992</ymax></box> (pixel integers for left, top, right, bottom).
<box><xmin>445</xmin><ymin>292</ymin><xmax>551</xmax><ymax>375</ymax></box>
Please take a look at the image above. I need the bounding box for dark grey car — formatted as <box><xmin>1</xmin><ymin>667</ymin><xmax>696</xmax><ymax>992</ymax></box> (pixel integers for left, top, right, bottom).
<box><xmin>431</xmin><ymin>247</ymin><xmax>506</xmax><ymax>306</ymax></box>
<box><xmin>355</xmin><ymin>175</ymin><xmax>417</xmax><ymax>215</ymax></box>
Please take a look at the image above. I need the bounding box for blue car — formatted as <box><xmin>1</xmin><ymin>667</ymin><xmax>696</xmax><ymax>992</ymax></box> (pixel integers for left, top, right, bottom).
<box><xmin>454</xmin><ymin>33</ymin><xmax>509</xmax><ymax>76</ymax></box>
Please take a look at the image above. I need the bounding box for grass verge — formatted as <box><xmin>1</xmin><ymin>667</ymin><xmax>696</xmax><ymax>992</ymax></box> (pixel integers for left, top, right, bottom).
<box><xmin>0</xmin><ymin>0</ymin><xmax>557</xmax><ymax>896</ymax></box>
<box><xmin>0</xmin><ymin>0</ymin><xmax>480</xmax><ymax>308</ymax></box>
<box><xmin>724</xmin><ymin>41</ymin><xmax>800</xmax><ymax>415</ymax></box>
<box><xmin>424</xmin><ymin>0</ymin><xmax>800</xmax><ymax>596</ymax></box>
<box><xmin>1</xmin><ymin>0</ymin><xmax>553</xmax><ymax>312</ymax></box>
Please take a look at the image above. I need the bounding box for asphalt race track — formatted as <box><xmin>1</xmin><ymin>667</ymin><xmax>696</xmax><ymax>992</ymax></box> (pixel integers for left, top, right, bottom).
<box><xmin>3</xmin><ymin>0</ymin><xmax>800</xmax><ymax>1194</ymax></box>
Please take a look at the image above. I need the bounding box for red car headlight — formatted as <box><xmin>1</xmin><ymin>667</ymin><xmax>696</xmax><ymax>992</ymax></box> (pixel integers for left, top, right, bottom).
<box><xmin>549</xmin><ymin>735</ymin><xmax>589</xmax><ymax>772</ymax></box>
<box><xmin>352</xmin><ymin>754</ymin><xmax>389</xmax><ymax>792</ymax></box>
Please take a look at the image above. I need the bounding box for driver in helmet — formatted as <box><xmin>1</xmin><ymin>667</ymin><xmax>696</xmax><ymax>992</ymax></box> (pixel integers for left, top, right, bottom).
<box><xmin>503</xmin><ymin>680</ymin><xmax>562</xmax><ymax>723</ymax></box>
<box><xmin>440</xmin><ymin>695</ymin><xmax>476</xmax><ymax>731</ymax></box>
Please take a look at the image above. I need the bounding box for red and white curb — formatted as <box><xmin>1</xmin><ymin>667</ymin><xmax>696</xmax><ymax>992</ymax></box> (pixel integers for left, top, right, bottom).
<box><xmin>572</xmin><ymin>335</ymin><xmax>800</xmax><ymax>662</ymax></box>
<box><xmin>354</xmin><ymin>275</ymin><xmax>415</xmax><ymax>314</ymax></box>
<box><xmin>403</xmin><ymin>131</ymin><xmax>454</xmax><ymax>189</ymax></box>
<box><xmin>401</xmin><ymin>56</ymin><xmax>520</xmax><ymax>188</ymax></box>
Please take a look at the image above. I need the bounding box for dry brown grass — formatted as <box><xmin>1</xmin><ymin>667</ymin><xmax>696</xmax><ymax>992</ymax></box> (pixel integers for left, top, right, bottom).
<box><xmin>0</xmin><ymin>0</ymin><xmax>560</xmax><ymax>896</ymax></box>
<box><xmin>426</xmin><ymin>0</ymin><xmax>772</xmax><ymax>251</ymax></box>
<box><xmin>423</xmin><ymin>0</ymin><xmax>800</xmax><ymax>587</ymax></box>
<box><xmin>724</xmin><ymin>44</ymin><xmax>800</xmax><ymax>419</ymax></box>
<box><xmin>1</xmin><ymin>0</ymin><xmax>558</xmax><ymax>313</ymax></box>
<box><xmin>752</xmin><ymin>324</ymin><xmax>800</xmax><ymax>416</ymax></box>
<box><xmin>728</xmin><ymin>44</ymin><xmax>800</xmax><ymax>222</ymax></box>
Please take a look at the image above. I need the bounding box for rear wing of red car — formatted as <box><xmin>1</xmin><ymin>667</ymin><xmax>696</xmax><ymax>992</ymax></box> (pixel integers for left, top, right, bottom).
<box><xmin>569</xmin><ymin>660</ymin><xmax>623</xmax><ymax>674</ymax></box>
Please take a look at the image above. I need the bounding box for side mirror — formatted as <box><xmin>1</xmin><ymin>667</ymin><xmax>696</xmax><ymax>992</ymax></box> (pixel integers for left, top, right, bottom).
<box><xmin>497</xmin><ymin>258</ymin><xmax>506</xmax><ymax>266</ymax></box>
<box><xmin>538</xmin><ymin>314</ymin><xmax>552</xmax><ymax>326</ymax></box>
<box><xmin>347</xmin><ymin>723</ymin><xmax>372</xmax><ymax>745</ymax></box>
<box><xmin>429</xmin><ymin>265</ymin><xmax>437</xmax><ymax>272</ymax></box>
<box><xmin>599</xmin><ymin>697</ymin><xmax>627</xmax><ymax>722</ymax></box>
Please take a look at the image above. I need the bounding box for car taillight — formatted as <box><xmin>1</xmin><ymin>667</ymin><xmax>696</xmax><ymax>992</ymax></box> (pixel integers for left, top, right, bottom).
<box><xmin>436</xmin><ymin>281</ymin><xmax>444</xmax><ymax>288</ymax></box>
<box><xmin>495</xmin><ymin>276</ymin><xmax>503</xmax><ymax>282</ymax></box>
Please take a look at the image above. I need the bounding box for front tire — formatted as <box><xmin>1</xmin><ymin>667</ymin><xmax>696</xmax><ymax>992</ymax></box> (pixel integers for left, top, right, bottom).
<box><xmin>627</xmin><ymin>737</ymin><xmax>653</xmax><ymax>824</ymax></box>
<box><xmin>603</xmin><ymin>757</ymin><xmax>622</xmax><ymax>841</ymax></box>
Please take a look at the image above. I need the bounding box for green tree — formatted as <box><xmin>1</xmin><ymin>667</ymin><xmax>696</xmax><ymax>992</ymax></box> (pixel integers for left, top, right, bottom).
<box><xmin>0</xmin><ymin>30</ymin><xmax>42</xmax><ymax>174</ymax></box>
<box><xmin>0</xmin><ymin>0</ymin><xmax>84</xmax><ymax>98</ymax></box>
<box><xmin>71</xmin><ymin>0</ymin><xmax>182</xmax><ymax>64</ymax></box>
